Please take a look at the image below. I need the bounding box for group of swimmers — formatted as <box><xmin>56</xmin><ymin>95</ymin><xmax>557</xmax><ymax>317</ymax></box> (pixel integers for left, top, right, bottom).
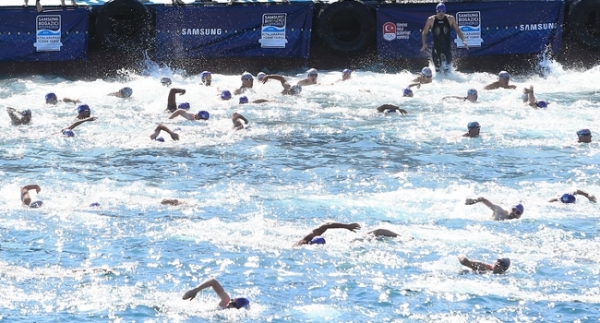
<box><xmin>7</xmin><ymin>66</ymin><xmax>597</xmax><ymax>310</ymax></box>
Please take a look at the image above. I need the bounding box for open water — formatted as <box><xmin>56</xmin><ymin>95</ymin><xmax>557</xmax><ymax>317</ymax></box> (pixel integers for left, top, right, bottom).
<box><xmin>1</xmin><ymin>58</ymin><xmax>600</xmax><ymax>322</ymax></box>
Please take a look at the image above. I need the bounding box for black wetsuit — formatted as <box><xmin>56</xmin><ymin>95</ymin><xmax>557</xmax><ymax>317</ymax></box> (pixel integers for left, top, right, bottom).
<box><xmin>431</xmin><ymin>15</ymin><xmax>452</xmax><ymax>71</ymax></box>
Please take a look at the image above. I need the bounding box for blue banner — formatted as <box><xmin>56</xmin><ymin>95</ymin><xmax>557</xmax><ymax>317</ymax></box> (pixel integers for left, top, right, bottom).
<box><xmin>155</xmin><ymin>4</ymin><xmax>313</xmax><ymax>59</ymax></box>
<box><xmin>0</xmin><ymin>8</ymin><xmax>88</xmax><ymax>61</ymax></box>
<box><xmin>377</xmin><ymin>1</ymin><xmax>564</xmax><ymax>59</ymax></box>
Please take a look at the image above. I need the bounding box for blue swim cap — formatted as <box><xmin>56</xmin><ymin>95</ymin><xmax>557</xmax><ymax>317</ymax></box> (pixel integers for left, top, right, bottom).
<box><xmin>310</xmin><ymin>237</ymin><xmax>326</xmax><ymax>245</ymax></box>
<box><xmin>161</xmin><ymin>77</ymin><xmax>172</xmax><ymax>86</ymax></box>
<box><xmin>290</xmin><ymin>85</ymin><xmax>302</xmax><ymax>95</ymax></box>
<box><xmin>536</xmin><ymin>100</ymin><xmax>548</xmax><ymax>108</ymax></box>
<box><xmin>403</xmin><ymin>88</ymin><xmax>413</xmax><ymax>97</ymax></box>
<box><xmin>498</xmin><ymin>71</ymin><xmax>510</xmax><ymax>79</ymax></box>
<box><xmin>178</xmin><ymin>102</ymin><xmax>190</xmax><ymax>110</ymax></box>
<box><xmin>577</xmin><ymin>129</ymin><xmax>591</xmax><ymax>137</ymax></box>
<box><xmin>239</xmin><ymin>96</ymin><xmax>249</xmax><ymax>104</ymax></box>
<box><xmin>77</xmin><ymin>104</ymin><xmax>90</xmax><ymax>114</ymax></box>
<box><xmin>467</xmin><ymin>121</ymin><xmax>480</xmax><ymax>129</ymax></box>
<box><xmin>21</xmin><ymin>109</ymin><xmax>32</xmax><ymax>116</ymax></box>
<box><xmin>221</xmin><ymin>90</ymin><xmax>232</xmax><ymax>100</ymax></box>
<box><xmin>201</xmin><ymin>71</ymin><xmax>211</xmax><ymax>79</ymax></box>
<box><xmin>45</xmin><ymin>92</ymin><xmax>57</xmax><ymax>103</ymax></box>
<box><xmin>89</xmin><ymin>202</ymin><xmax>100</xmax><ymax>207</ymax></box>
<box><xmin>467</xmin><ymin>88</ymin><xmax>478</xmax><ymax>96</ymax></box>
<box><xmin>156</xmin><ymin>137</ymin><xmax>165</xmax><ymax>142</ymax></box>
<box><xmin>30</xmin><ymin>200</ymin><xmax>43</xmax><ymax>208</ymax></box>
<box><xmin>307</xmin><ymin>68</ymin><xmax>318</xmax><ymax>76</ymax></box>
<box><xmin>436</xmin><ymin>2</ymin><xmax>446</xmax><ymax>12</ymax></box>
<box><xmin>232</xmin><ymin>297</ymin><xmax>250</xmax><ymax>309</ymax></box>
<box><xmin>119</xmin><ymin>87</ymin><xmax>133</xmax><ymax>98</ymax></box>
<box><xmin>421</xmin><ymin>67</ymin><xmax>433</xmax><ymax>77</ymax></box>
<box><xmin>521</xmin><ymin>93</ymin><xmax>529</xmax><ymax>101</ymax></box>
<box><xmin>514</xmin><ymin>204</ymin><xmax>524</xmax><ymax>215</ymax></box>
<box><xmin>497</xmin><ymin>258</ymin><xmax>510</xmax><ymax>270</ymax></box>
<box><xmin>197</xmin><ymin>110</ymin><xmax>210</xmax><ymax>120</ymax></box>
<box><xmin>561</xmin><ymin>193</ymin><xmax>576</xmax><ymax>203</ymax></box>
<box><xmin>342</xmin><ymin>69</ymin><xmax>352</xmax><ymax>75</ymax></box>
<box><xmin>257</xmin><ymin>72</ymin><xmax>267</xmax><ymax>81</ymax></box>
<box><xmin>62</xmin><ymin>129</ymin><xmax>75</xmax><ymax>137</ymax></box>
<box><xmin>241</xmin><ymin>72</ymin><xmax>253</xmax><ymax>81</ymax></box>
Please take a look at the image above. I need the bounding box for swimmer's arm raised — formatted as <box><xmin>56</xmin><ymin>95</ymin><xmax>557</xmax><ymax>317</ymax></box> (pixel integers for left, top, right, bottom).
<box><xmin>294</xmin><ymin>222</ymin><xmax>361</xmax><ymax>246</ymax></box>
<box><xmin>574</xmin><ymin>189</ymin><xmax>596</xmax><ymax>202</ymax></box>
<box><xmin>458</xmin><ymin>256</ymin><xmax>490</xmax><ymax>272</ymax></box>
<box><xmin>183</xmin><ymin>278</ymin><xmax>231</xmax><ymax>307</ymax></box>
<box><xmin>65</xmin><ymin>117</ymin><xmax>97</xmax><ymax>130</ymax></box>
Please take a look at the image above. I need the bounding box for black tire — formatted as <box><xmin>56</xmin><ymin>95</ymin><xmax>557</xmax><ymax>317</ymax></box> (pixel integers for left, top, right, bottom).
<box><xmin>95</xmin><ymin>0</ymin><xmax>153</xmax><ymax>51</ymax></box>
<box><xmin>568</xmin><ymin>0</ymin><xmax>600</xmax><ymax>49</ymax></box>
<box><xmin>317</xmin><ymin>1</ymin><xmax>375</xmax><ymax>54</ymax></box>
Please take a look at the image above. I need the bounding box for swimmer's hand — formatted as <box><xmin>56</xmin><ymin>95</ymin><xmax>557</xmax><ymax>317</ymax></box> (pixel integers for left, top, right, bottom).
<box><xmin>465</xmin><ymin>198</ymin><xmax>478</xmax><ymax>205</ymax></box>
<box><xmin>182</xmin><ymin>288</ymin><xmax>199</xmax><ymax>301</ymax></box>
<box><xmin>590</xmin><ymin>195</ymin><xmax>597</xmax><ymax>203</ymax></box>
<box><xmin>180</xmin><ymin>90</ymin><xmax>186</xmax><ymax>95</ymax></box>
<box><xmin>170</xmin><ymin>132</ymin><xmax>179</xmax><ymax>141</ymax></box>
<box><xmin>346</xmin><ymin>223</ymin><xmax>361</xmax><ymax>232</ymax></box>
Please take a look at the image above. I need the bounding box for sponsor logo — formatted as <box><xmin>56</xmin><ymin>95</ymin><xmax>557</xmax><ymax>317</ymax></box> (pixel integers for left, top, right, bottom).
<box><xmin>382</xmin><ymin>22</ymin><xmax>410</xmax><ymax>41</ymax></box>
<box><xmin>259</xmin><ymin>13</ymin><xmax>287</xmax><ymax>48</ymax></box>
<box><xmin>456</xmin><ymin>11</ymin><xmax>482</xmax><ymax>47</ymax></box>
<box><xmin>34</xmin><ymin>15</ymin><xmax>62</xmax><ymax>52</ymax></box>
<box><xmin>181</xmin><ymin>28</ymin><xmax>223</xmax><ymax>36</ymax></box>
<box><xmin>519</xmin><ymin>23</ymin><xmax>557</xmax><ymax>31</ymax></box>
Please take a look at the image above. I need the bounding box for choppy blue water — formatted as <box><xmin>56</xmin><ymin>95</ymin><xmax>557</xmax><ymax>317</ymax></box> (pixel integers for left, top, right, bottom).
<box><xmin>1</xmin><ymin>58</ymin><xmax>600</xmax><ymax>322</ymax></box>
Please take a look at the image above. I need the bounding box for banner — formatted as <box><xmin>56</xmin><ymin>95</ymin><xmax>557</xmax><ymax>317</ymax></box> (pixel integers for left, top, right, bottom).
<box><xmin>155</xmin><ymin>4</ymin><xmax>313</xmax><ymax>59</ymax></box>
<box><xmin>0</xmin><ymin>8</ymin><xmax>88</xmax><ymax>61</ymax></box>
<box><xmin>377</xmin><ymin>1</ymin><xmax>564</xmax><ymax>59</ymax></box>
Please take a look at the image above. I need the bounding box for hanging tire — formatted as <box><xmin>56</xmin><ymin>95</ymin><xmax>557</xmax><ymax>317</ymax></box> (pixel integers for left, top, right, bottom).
<box><xmin>317</xmin><ymin>0</ymin><xmax>375</xmax><ymax>54</ymax></box>
<box><xmin>95</xmin><ymin>0</ymin><xmax>153</xmax><ymax>52</ymax></box>
<box><xmin>568</xmin><ymin>0</ymin><xmax>600</xmax><ymax>49</ymax></box>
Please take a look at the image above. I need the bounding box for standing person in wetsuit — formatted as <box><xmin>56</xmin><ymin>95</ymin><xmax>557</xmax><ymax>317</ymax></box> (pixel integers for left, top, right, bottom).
<box><xmin>420</xmin><ymin>2</ymin><xmax>468</xmax><ymax>73</ymax></box>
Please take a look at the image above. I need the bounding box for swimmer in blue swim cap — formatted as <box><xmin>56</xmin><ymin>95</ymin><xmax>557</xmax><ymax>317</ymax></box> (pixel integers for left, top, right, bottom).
<box><xmin>261</xmin><ymin>74</ymin><xmax>303</xmax><ymax>96</ymax></box>
<box><xmin>169</xmin><ymin>107</ymin><xmax>210</xmax><ymax>121</ymax></box>
<box><xmin>45</xmin><ymin>92</ymin><xmax>80</xmax><ymax>105</ymax></box>
<box><xmin>234</xmin><ymin>72</ymin><xmax>254</xmax><ymax>95</ymax></box>
<box><xmin>549</xmin><ymin>189</ymin><xmax>596</xmax><ymax>203</ymax></box>
<box><xmin>297</xmin><ymin>68</ymin><xmax>319</xmax><ymax>86</ymax></box>
<box><xmin>412</xmin><ymin>67</ymin><xmax>433</xmax><ymax>86</ymax></box>
<box><xmin>294</xmin><ymin>222</ymin><xmax>361</xmax><ymax>246</ymax></box>
<box><xmin>232</xmin><ymin>112</ymin><xmax>249</xmax><ymax>130</ymax></box>
<box><xmin>458</xmin><ymin>255</ymin><xmax>510</xmax><ymax>274</ymax></box>
<box><xmin>150</xmin><ymin>124</ymin><xmax>179</xmax><ymax>141</ymax></box>
<box><xmin>465</xmin><ymin>196</ymin><xmax>524</xmax><ymax>220</ymax></box>
<box><xmin>463</xmin><ymin>121</ymin><xmax>480</xmax><ymax>138</ymax></box>
<box><xmin>376</xmin><ymin>104</ymin><xmax>408</xmax><ymax>114</ymax></box>
<box><xmin>76</xmin><ymin>104</ymin><xmax>91</xmax><ymax>119</ymax></box>
<box><xmin>484</xmin><ymin>71</ymin><xmax>517</xmax><ymax>90</ymax></box>
<box><xmin>576</xmin><ymin>128</ymin><xmax>592</xmax><ymax>143</ymax></box>
<box><xmin>7</xmin><ymin>107</ymin><xmax>32</xmax><ymax>125</ymax></box>
<box><xmin>443</xmin><ymin>88</ymin><xmax>479</xmax><ymax>103</ymax></box>
<box><xmin>108</xmin><ymin>87</ymin><xmax>133</xmax><ymax>98</ymax></box>
<box><xmin>59</xmin><ymin>117</ymin><xmax>97</xmax><ymax>137</ymax></box>
<box><xmin>21</xmin><ymin>184</ymin><xmax>42</xmax><ymax>208</ymax></box>
<box><xmin>166</xmin><ymin>88</ymin><xmax>186</xmax><ymax>113</ymax></box>
<box><xmin>522</xmin><ymin>85</ymin><xmax>549</xmax><ymax>108</ymax></box>
<box><xmin>161</xmin><ymin>77</ymin><xmax>172</xmax><ymax>87</ymax></box>
<box><xmin>183</xmin><ymin>278</ymin><xmax>250</xmax><ymax>309</ymax></box>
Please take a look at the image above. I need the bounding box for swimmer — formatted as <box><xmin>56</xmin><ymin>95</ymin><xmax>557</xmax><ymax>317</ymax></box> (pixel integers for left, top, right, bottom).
<box><xmin>7</xmin><ymin>107</ymin><xmax>32</xmax><ymax>125</ymax></box>
<box><xmin>200</xmin><ymin>71</ymin><xmax>212</xmax><ymax>86</ymax></box>
<box><xmin>403</xmin><ymin>88</ymin><xmax>414</xmax><ymax>97</ymax></box>
<box><xmin>483</xmin><ymin>71</ymin><xmax>517</xmax><ymax>90</ymax></box>
<box><xmin>76</xmin><ymin>104</ymin><xmax>91</xmax><ymax>119</ymax></box>
<box><xmin>239</xmin><ymin>96</ymin><xmax>249</xmax><ymax>104</ymax></box>
<box><xmin>166</xmin><ymin>88</ymin><xmax>186</xmax><ymax>113</ymax></box>
<box><xmin>169</xmin><ymin>108</ymin><xmax>210</xmax><ymax>121</ymax></box>
<box><xmin>256</xmin><ymin>72</ymin><xmax>267</xmax><ymax>82</ymax></box>
<box><xmin>294</xmin><ymin>222</ymin><xmax>361</xmax><ymax>246</ymax></box>
<box><xmin>522</xmin><ymin>85</ymin><xmax>549</xmax><ymax>108</ymax></box>
<box><xmin>261</xmin><ymin>75</ymin><xmax>302</xmax><ymax>95</ymax></box>
<box><xmin>340</xmin><ymin>69</ymin><xmax>352</xmax><ymax>81</ymax></box>
<box><xmin>463</xmin><ymin>121</ymin><xmax>480</xmax><ymax>138</ymax></box>
<box><xmin>234</xmin><ymin>72</ymin><xmax>254</xmax><ymax>95</ymax></box>
<box><xmin>576</xmin><ymin>129</ymin><xmax>592</xmax><ymax>143</ymax></box>
<box><xmin>182</xmin><ymin>278</ymin><xmax>250</xmax><ymax>310</ymax></box>
<box><xmin>221</xmin><ymin>90</ymin><xmax>232</xmax><ymax>100</ymax></box>
<box><xmin>150</xmin><ymin>124</ymin><xmax>179</xmax><ymax>141</ymax></box>
<box><xmin>549</xmin><ymin>190</ymin><xmax>596</xmax><ymax>203</ymax></box>
<box><xmin>411</xmin><ymin>67</ymin><xmax>433</xmax><ymax>85</ymax></box>
<box><xmin>161</xmin><ymin>77</ymin><xmax>172</xmax><ymax>87</ymax></box>
<box><xmin>60</xmin><ymin>117</ymin><xmax>97</xmax><ymax>137</ymax></box>
<box><xmin>45</xmin><ymin>92</ymin><xmax>80</xmax><ymax>105</ymax></box>
<box><xmin>21</xmin><ymin>184</ymin><xmax>42</xmax><ymax>208</ymax></box>
<box><xmin>458</xmin><ymin>255</ymin><xmax>510</xmax><ymax>274</ymax></box>
<box><xmin>297</xmin><ymin>68</ymin><xmax>319</xmax><ymax>86</ymax></box>
<box><xmin>376</xmin><ymin>104</ymin><xmax>408</xmax><ymax>114</ymax></box>
<box><xmin>465</xmin><ymin>197</ymin><xmax>523</xmax><ymax>220</ymax></box>
<box><xmin>232</xmin><ymin>112</ymin><xmax>249</xmax><ymax>130</ymax></box>
<box><xmin>443</xmin><ymin>88</ymin><xmax>478</xmax><ymax>103</ymax></box>
<box><xmin>161</xmin><ymin>199</ymin><xmax>186</xmax><ymax>206</ymax></box>
<box><xmin>108</xmin><ymin>87</ymin><xmax>133</xmax><ymax>98</ymax></box>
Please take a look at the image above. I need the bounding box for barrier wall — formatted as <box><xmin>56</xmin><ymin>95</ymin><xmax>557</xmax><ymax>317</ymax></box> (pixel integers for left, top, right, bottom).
<box><xmin>155</xmin><ymin>4</ymin><xmax>313</xmax><ymax>59</ymax></box>
<box><xmin>377</xmin><ymin>1</ymin><xmax>564</xmax><ymax>59</ymax></box>
<box><xmin>0</xmin><ymin>8</ymin><xmax>88</xmax><ymax>61</ymax></box>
